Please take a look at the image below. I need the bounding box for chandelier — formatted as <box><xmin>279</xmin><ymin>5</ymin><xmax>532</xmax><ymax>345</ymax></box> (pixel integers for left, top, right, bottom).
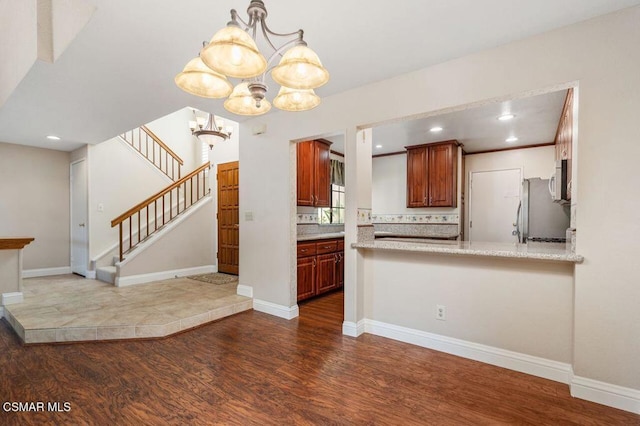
<box><xmin>175</xmin><ymin>0</ymin><xmax>329</xmax><ymax>116</ymax></box>
<box><xmin>189</xmin><ymin>111</ymin><xmax>232</xmax><ymax>149</ymax></box>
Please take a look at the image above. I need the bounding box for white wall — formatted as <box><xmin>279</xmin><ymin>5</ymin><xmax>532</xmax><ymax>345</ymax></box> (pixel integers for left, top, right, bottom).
<box><xmin>237</xmin><ymin>7</ymin><xmax>640</xmax><ymax>397</ymax></box>
<box><xmin>367</xmin><ymin>250</ymin><xmax>574</xmax><ymax>362</ymax></box>
<box><xmin>0</xmin><ymin>1</ymin><xmax>37</xmax><ymax>106</ymax></box>
<box><xmin>145</xmin><ymin>107</ymin><xmax>204</xmax><ymax>174</ymax></box>
<box><xmin>118</xmin><ymin>198</ymin><xmax>214</xmax><ymax>277</ymax></box>
<box><xmin>87</xmin><ymin>138</ymin><xmax>171</xmax><ymax>260</ymax></box>
<box><xmin>463</xmin><ymin>145</ymin><xmax>556</xmax><ymax>238</ymax></box>
<box><xmin>0</xmin><ymin>142</ymin><xmax>70</xmax><ymax>270</ymax></box>
<box><xmin>372</xmin><ymin>150</ymin><xmax>462</xmax><ymax>215</ymax></box>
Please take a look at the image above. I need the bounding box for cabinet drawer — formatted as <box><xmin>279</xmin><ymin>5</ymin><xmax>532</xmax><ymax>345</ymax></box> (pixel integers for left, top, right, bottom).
<box><xmin>337</xmin><ymin>240</ymin><xmax>344</xmax><ymax>251</ymax></box>
<box><xmin>316</xmin><ymin>240</ymin><xmax>338</xmax><ymax>254</ymax></box>
<box><xmin>297</xmin><ymin>242</ymin><xmax>317</xmax><ymax>258</ymax></box>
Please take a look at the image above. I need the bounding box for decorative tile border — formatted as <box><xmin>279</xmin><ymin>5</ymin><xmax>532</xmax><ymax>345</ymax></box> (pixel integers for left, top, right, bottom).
<box><xmin>372</xmin><ymin>214</ymin><xmax>459</xmax><ymax>224</ymax></box>
<box><xmin>357</xmin><ymin>208</ymin><xmax>372</xmax><ymax>226</ymax></box>
<box><xmin>296</xmin><ymin>213</ymin><xmax>319</xmax><ymax>224</ymax></box>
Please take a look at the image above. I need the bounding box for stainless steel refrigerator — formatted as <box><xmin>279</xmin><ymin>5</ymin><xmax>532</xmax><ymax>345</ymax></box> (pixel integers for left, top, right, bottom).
<box><xmin>517</xmin><ymin>178</ymin><xmax>570</xmax><ymax>243</ymax></box>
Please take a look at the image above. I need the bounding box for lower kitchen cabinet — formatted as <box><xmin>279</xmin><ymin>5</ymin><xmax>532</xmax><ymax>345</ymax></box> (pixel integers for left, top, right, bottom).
<box><xmin>297</xmin><ymin>238</ymin><xmax>344</xmax><ymax>302</ymax></box>
<box><xmin>297</xmin><ymin>256</ymin><xmax>316</xmax><ymax>301</ymax></box>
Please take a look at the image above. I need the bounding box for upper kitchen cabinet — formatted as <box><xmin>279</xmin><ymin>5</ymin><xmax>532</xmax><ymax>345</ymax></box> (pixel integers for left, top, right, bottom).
<box><xmin>406</xmin><ymin>140</ymin><xmax>458</xmax><ymax>208</ymax></box>
<box><xmin>555</xmin><ymin>88</ymin><xmax>573</xmax><ymax>161</ymax></box>
<box><xmin>297</xmin><ymin>139</ymin><xmax>331</xmax><ymax>207</ymax></box>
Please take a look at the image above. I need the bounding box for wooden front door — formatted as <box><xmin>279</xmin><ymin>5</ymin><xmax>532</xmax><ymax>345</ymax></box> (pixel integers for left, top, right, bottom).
<box><xmin>217</xmin><ymin>161</ymin><xmax>239</xmax><ymax>275</ymax></box>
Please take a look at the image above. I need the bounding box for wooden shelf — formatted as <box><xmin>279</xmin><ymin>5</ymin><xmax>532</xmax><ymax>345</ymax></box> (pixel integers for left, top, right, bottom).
<box><xmin>0</xmin><ymin>238</ymin><xmax>34</xmax><ymax>250</ymax></box>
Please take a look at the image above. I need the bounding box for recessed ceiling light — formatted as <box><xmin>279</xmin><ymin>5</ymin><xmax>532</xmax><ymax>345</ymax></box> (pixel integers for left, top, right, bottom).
<box><xmin>498</xmin><ymin>113</ymin><xmax>515</xmax><ymax>121</ymax></box>
<box><xmin>47</xmin><ymin>135</ymin><xmax>61</xmax><ymax>140</ymax></box>
<box><xmin>506</xmin><ymin>137</ymin><xmax>518</xmax><ymax>143</ymax></box>
<box><xmin>430</xmin><ymin>126</ymin><xmax>443</xmax><ymax>132</ymax></box>
<box><xmin>375</xmin><ymin>144</ymin><xmax>383</xmax><ymax>149</ymax></box>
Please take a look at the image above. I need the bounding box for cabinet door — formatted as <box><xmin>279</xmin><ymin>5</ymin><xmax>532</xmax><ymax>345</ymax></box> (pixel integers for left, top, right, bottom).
<box><xmin>316</xmin><ymin>253</ymin><xmax>337</xmax><ymax>294</ymax></box>
<box><xmin>428</xmin><ymin>143</ymin><xmax>457</xmax><ymax>207</ymax></box>
<box><xmin>314</xmin><ymin>140</ymin><xmax>331</xmax><ymax>207</ymax></box>
<box><xmin>406</xmin><ymin>147</ymin><xmax>428</xmax><ymax>207</ymax></box>
<box><xmin>296</xmin><ymin>141</ymin><xmax>315</xmax><ymax>206</ymax></box>
<box><xmin>297</xmin><ymin>256</ymin><xmax>316</xmax><ymax>301</ymax></box>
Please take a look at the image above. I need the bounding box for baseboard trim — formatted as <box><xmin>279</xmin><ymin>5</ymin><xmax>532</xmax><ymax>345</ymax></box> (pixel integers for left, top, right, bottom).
<box><xmin>253</xmin><ymin>299</ymin><xmax>299</xmax><ymax>320</ymax></box>
<box><xmin>364</xmin><ymin>319</ymin><xmax>572</xmax><ymax>384</ymax></box>
<box><xmin>115</xmin><ymin>265</ymin><xmax>216</xmax><ymax>287</ymax></box>
<box><xmin>342</xmin><ymin>320</ymin><xmax>365</xmax><ymax>337</ymax></box>
<box><xmin>237</xmin><ymin>285</ymin><xmax>253</xmax><ymax>298</ymax></box>
<box><xmin>23</xmin><ymin>266</ymin><xmax>71</xmax><ymax>278</ymax></box>
<box><xmin>85</xmin><ymin>270</ymin><xmax>97</xmax><ymax>279</ymax></box>
<box><xmin>571</xmin><ymin>375</ymin><xmax>640</xmax><ymax>414</ymax></box>
<box><xmin>1</xmin><ymin>292</ymin><xmax>24</xmax><ymax>305</ymax></box>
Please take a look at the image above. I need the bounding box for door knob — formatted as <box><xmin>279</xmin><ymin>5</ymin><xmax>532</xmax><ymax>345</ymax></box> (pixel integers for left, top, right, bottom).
<box><xmin>79</xmin><ymin>223</ymin><xmax>85</xmax><ymax>227</ymax></box>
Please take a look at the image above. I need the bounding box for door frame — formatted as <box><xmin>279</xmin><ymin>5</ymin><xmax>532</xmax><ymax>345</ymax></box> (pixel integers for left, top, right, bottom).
<box><xmin>468</xmin><ymin>167</ymin><xmax>522</xmax><ymax>243</ymax></box>
<box><xmin>70</xmin><ymin>158</ymin><xmax>89</xmax><ymax>277</ymax></box>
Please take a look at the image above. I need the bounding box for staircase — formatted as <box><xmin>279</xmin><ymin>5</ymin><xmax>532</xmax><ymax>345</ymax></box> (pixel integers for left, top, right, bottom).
<box><xmin>92</xmin><ymin>123</ymin><xmax>213</xmax><ymax>285</ymax></box>
<box><xmin>120</xmin><ymin>125</ymin><xmax>183</xmax><ymax>181</ymax></box>
<box><xmin>96</xmin><ymin>256</ymin><xmax>119</xmax><ymax>284</ymax></box>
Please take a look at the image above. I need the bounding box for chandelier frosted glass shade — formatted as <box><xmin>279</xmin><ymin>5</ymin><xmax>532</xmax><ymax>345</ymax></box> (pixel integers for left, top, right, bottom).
<box><xmin>224</xmin><ymin>83</ymin><xmax>271</xmax><ymax>116</ymax></box>
<box><xmin>271</xmin><ymin>45</ymin><xmax>330</xmax><ymax>90</ymax></box>
<box><xmin>201</xmin><ymin>25</ymin><xmax>267</xmax><ymax>79</ymax></box>
<box><xmin>273</xmin><ymin>87</ymin><xmax>320</xmax><ymax>112</ymax></box>
<box><xmin>174</xmin><ymin>57</ymin><xmax>233</xmax><ymax>98</ymax></box>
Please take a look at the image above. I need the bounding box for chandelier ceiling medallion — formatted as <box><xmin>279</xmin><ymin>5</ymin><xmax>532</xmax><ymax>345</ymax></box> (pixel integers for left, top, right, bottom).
<box><xmin>189</xmin><ymin>110</ymin><xmax>232</xmax><ymax>149</ymax></box>
<box><xmin>175</xmin><ymin>0</ymin><xmax>329</xmax><ymax>116</ymax></box>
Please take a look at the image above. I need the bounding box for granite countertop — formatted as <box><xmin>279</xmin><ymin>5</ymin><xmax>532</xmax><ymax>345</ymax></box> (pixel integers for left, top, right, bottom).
<box><xmin>297</xmin><ymin>232</ymin><xmax>345</xmax><ymax>242</ymax></box>
<box><xmin>353</xmin><ymin>238</ymin><xmax>583</xmax><ymax>263</ymax></box>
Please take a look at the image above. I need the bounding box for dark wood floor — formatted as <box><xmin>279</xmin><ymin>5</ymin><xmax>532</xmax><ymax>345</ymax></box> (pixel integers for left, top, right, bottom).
<box><xmin>1</xmin><ymin>290</ymin><xmax>638</xmax><ymax>425</ymax></box>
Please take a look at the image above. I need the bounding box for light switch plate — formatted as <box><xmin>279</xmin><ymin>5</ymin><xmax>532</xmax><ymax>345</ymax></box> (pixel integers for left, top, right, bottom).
<box><xmin>244</xmin><ymin>211</ymin><xmax>254</xmax><ymax>221</ymax></box>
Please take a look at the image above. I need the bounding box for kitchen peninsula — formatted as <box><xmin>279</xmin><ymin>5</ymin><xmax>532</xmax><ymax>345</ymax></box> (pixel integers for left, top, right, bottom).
<box><xmin>350</xmin><ymin>235</ymin><xmax>580</xmax><ymax>384</ymax></box>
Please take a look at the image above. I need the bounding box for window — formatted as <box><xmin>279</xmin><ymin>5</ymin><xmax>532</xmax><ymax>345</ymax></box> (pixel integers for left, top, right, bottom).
<box><xmin>318</xmin><ymin>184</ymin><xmax>345</xmax><ymax>224</ymax></box>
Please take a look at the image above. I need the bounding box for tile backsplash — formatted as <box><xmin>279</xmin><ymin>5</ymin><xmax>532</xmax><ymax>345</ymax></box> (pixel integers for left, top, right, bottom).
<box><xmin>372</xmin><ymin>214</ymin><xmax>459</xmax><ymax>224</ymax></box>
<box><xmin>296</xmin><ymin>213</ymin><xmax>320</xmax><ymax>224</ymax></box>
<box><xmin>297</xmin><ymin>224</ymin><xmax>344</xmax><ymax>235</ymax></box>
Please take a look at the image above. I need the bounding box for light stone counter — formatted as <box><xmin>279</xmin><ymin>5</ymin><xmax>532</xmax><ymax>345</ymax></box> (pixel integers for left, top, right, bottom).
<box><xmin>353</xmin><ymin>238</ymin><xmax>583</xmax><ymax>263</ymax></box>
<box><xmin>297</xmin><ymin>232</ymin><xmax>345</xmax><ymax>242</ymax></box>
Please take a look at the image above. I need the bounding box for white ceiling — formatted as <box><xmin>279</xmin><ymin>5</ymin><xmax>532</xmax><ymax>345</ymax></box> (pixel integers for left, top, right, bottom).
<box><xmin>1</xmin><ymin>0</ymin><xmax>639</xmax><ymax>152</ymax></box>
<box><xmin>376</xmin><ymin>89</ymin><xmax>567</xmax><ymax>155</ymax></box>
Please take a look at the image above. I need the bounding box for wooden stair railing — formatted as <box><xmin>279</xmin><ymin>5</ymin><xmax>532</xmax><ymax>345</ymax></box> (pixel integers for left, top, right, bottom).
<box><xmin>120</xmin><ymin>125</ymin><xmax>184</xmax><ymax>181</ymax></box>
<box><xmin>111</xmin><ymin>162</ymin><xmax>210</xmax><ymax>262</ymax></box>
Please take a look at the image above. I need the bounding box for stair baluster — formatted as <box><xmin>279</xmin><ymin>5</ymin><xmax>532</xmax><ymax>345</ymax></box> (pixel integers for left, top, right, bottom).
<box><xmin>111</xmin><ymin>162</ymin><xmax>210</xmax><ymax>262</ymax></box>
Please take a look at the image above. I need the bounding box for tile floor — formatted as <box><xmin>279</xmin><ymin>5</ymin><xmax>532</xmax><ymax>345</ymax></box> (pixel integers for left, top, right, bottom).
<box><xmin>4</xmin><ymin>274</ymin><xmax>252</xmax><ymax>344</ymax></box>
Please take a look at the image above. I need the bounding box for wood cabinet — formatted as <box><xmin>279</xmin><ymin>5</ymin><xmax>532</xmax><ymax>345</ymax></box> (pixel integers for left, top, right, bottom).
<box><xmin>555</xmin><ymin>88</ymin><xmax>573</xmax><ymax>200</ymax></box>
<box><xmin>297</xmin><ymin>139</ymin><xmax>331</xmax><ymax>207</ymax></box>
<box><xmin>406</xmin><ymin>140</ymin><xmax>458</xmax><ymax>208</ymax></box>
<box><xmin>296</xmin><ymin>256</ymin><xmax>316</xmax><ymax>301</ymax></box>
<box><xmin>297</xmin><ymin>238</ymin><xmax>344</xmax><ymax>302</ymax></box>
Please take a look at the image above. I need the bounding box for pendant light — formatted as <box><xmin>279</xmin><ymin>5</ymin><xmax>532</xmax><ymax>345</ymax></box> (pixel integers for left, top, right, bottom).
<box><xmin>175</xmin><ymin>0</ymin><xmax>329</xmax><ymax>116</ymax></box>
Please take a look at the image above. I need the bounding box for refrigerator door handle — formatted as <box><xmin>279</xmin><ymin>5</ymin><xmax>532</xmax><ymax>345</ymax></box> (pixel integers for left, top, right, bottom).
<box><xmin>515</xmin><ymin>201</ymin><xmax>522</xmax><ymax>242</ymax></box>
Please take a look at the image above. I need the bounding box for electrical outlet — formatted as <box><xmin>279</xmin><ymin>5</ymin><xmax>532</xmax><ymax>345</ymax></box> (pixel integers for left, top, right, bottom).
<box><xmin>436</xmin><ymin>304</ymin><xmax>446</xmax><ymax>321</ymax></box>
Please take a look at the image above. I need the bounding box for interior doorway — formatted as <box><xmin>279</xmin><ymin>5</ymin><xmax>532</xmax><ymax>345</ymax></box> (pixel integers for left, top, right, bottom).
<box><xmin>217</xmin><ymin>161</ymin><xmax>239</xmax><ymax>275</ymax></box>
<box><xmin>468</xmin><ymin>168</ymin><xmax>521</xmax><ymax>243</ymax></box>
<box><xmin>71</xmin><ymin>159</ymin><xmax>88</xmax><ymax>276</ymax></box>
